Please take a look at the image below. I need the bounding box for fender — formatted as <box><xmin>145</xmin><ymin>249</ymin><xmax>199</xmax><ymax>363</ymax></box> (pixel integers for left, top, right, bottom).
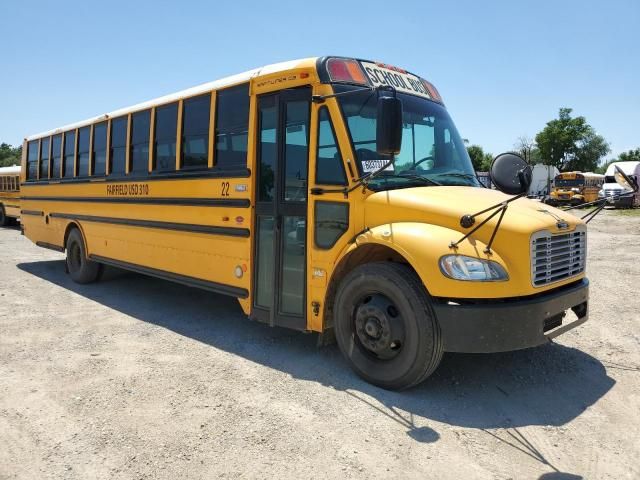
<box><xmin>333</xmin><ymin>221</ymin><xmax>529</xmax><ymax>300</ymax></box>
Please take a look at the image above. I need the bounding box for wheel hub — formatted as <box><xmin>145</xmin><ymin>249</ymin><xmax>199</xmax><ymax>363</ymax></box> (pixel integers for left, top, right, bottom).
<box><xmin>364</xmin><ymin>318</ymin><xmax>382</xmax><ymax>338</ymax></box>
<box><xmin>354</xmin><ymin>294</ymin><xmax>405</xmax><ymax>359</ymax></box>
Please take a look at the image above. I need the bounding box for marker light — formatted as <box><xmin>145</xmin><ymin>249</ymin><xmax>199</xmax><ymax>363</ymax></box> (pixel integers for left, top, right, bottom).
<box><xmin>439</xmin><ymin>255</ymin><xmax>508</xmax><ymax>282</ymax></box>
<box><xmin>327</xmin><ymin>58</ymin><xmax>368</xmax><ymax>84</ymax></box>
<box><xmin>421</xmin><ymin>79</ymin><xmax>443</xmax><ymax>103</ymax></box>
<box><xmin>375</xmin><ymin>62</ymin><xmax>407</xmax><ymax>74</ymax></box>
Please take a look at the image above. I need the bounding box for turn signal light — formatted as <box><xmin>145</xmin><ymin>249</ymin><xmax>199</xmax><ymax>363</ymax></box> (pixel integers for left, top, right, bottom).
<box><xmin>327</xmin><ymin>58</ymin><xmax>368</xmax><ymax>84</ymax></box>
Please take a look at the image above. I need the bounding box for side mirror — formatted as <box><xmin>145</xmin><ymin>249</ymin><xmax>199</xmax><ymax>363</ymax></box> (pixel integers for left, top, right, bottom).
<box><xmin>614</xmin><ymin>165</ymin><xmax>638</xmax><ymax>192</ymax></box>
<box><xmin>490</xmin><ymin>152</ymin><xmax>532</xmax><ymax>195</ymax></box>
<box><xmin>376</xmin><ymin>96</ymin><xmax>403</xmax><ymax>155</ymax></box>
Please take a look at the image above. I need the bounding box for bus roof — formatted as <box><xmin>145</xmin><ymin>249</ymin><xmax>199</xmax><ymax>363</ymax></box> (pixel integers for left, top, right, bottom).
<box><xmin>25</xmin><ymin>57</ymin><xmax>317</xmax><ymax>142</ymax></box>
<box><xmin>0</xmin><ymin>165</ymin><xmax>21</xmax><ymax>174</ymax></box>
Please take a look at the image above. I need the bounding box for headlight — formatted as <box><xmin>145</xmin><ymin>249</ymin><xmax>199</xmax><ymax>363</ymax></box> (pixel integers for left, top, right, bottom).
<box><xmin>439</xmin><ymin>255</ymin><xmax>509</xmax><ymax>281</ymax></box>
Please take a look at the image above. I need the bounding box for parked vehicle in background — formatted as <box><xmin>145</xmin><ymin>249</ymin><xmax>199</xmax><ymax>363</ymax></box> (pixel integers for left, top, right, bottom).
<box><xmin>0</xmin><ymin>165</ymin><xmax>21</xmax><ymax>226</ymax></box>
<box><xmin>546</xmin><ymin>171</ymin><xmax>604</xmax><ymax>206</ymax></box>
<box><xmin>599</xmin><ymin>161</ymin><xmax>640</xmax><ymax>208</ymax></box>
<box><xmin>528</xmin><ymin>164</ymin><xmax>558</xmax><ymax>198</ymax></box>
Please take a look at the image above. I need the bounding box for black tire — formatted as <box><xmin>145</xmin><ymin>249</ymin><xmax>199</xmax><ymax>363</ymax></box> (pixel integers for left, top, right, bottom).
<box><xmin>65</xmin><ymin>228</ymin><xmax>101</xmax><ymax>284</ymax></box>
<box><xmin>0</xmin><ymin>205</ymin><xmax>8</xmax><ymax>227</ymax></box>
<box><xmin>334</xmin><ymin>262</ymin><xmax>443</xmax><ymax>390</ymax></box>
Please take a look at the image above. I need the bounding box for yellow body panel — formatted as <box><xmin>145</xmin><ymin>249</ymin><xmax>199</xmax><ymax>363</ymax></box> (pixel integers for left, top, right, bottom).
<box><xmin>21</xmin><ymin>178</ymin><xmax>253</xmax><ymax>312</ymax></box>
<box><xmin>20</xmin><ymin>57</ymin><xmax>589</xmax><ymax>336</ymax></box>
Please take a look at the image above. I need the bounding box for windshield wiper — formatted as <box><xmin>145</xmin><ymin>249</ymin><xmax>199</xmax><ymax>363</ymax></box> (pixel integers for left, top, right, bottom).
<box><xmin>376</xmin><ymin>173</ymin><xmax>441</xmax><ymax>187</ymax></box>
<box><xmin>428</xmin><ymin>172</ymin><xmax>479</xmax><ymax>182</ymax></box>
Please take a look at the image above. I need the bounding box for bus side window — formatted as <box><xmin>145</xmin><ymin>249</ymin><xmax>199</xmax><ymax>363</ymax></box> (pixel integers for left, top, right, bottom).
<box><xmin>40</xmin><ymin>136</ymin><xmax>50</xmax><ymax>179</ymax></box>
<box><xmin>77</xmin><ymin>127</ymin><xmax>90</xmax><ymax>177</ymax></box>
<box><xmin>27</xmin><ymin>140</ymin><xmax>39</xmax><ymax>180</ymax></box>
<box><xmin>109</xmin><ymin>117</ymin><xmax>128</xmax><ymax>176</ymax></box>
<box><xmin>154</xmin><ymin>102</ymin><xmax>178</xmax><ymax>172</ymax></box>
<box><xmin>92</xmin><ymin>122</ymin><xmax>108</xmax><ymax>176</ymax></box>
<box><xmin>181</xmin><ymin>95</ymin><xmax>210</xmax><ymax>170</ymax></box>
<box><xmin>130</xmin><ymin>110</ymin><xmax>151</xmax><ymax>175</ymax></box>
<box><xmin>51</xmin><ymin>134</ymin><xmax>62</xmax><ymax>179</ymax></box>
<box><xmin>215</xmin><ymin>84</ymin><xmax>249</xmax><ymax>169</ymax></box>
<box><xmin>316</xmin><ymin>107</ymin><xmax>347</xmax><ymax>185</ymax></box>
<box><xmin>62</xmin><ymin>131</ymin><xmax>76</xmax><ymax>178</ymax></box>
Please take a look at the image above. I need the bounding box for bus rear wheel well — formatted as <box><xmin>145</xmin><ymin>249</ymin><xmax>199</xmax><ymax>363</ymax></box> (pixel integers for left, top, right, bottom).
<box><xmin>322</xmin><ymin>244</ymin><xmax>421</xmax><ymax>333</ymax></box>
<box><xmin>63</xmin><ymin>222</ymin><xmax>83</xmax><ymax>252</ymax></box>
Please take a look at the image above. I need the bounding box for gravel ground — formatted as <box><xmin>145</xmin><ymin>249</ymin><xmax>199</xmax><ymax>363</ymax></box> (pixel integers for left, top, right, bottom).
<box><xmin>1</xmin><ymin>209</ymin><xmax>639</xmax><ymax>480</ymax></box>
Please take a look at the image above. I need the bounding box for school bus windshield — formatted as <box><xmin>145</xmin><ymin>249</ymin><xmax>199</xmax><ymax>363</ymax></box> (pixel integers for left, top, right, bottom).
<box><xmin>555</xmin><ymin>178</ymin><xmax>583</xmax><ymax>188</ymax></box>
<box><xmin>336</xmin><ymin>85</ymin><xmax>479</xmax><ymax>190</ymax></box>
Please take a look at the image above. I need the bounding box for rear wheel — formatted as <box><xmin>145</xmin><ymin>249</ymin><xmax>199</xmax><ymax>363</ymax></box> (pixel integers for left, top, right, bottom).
<box><xmin>0</xmin><ymin>205</ymin><xmax>8</xmax><ymax>227</ymax></box>
<box><xmin>65</xmin><ymin>228</ymin><xmax>101</xmax><ymax>284</ymax></box>
<box><xmin>334</xmin><ymin>262</ymin><xmax>443</xmax><ymax>390</ymax></box>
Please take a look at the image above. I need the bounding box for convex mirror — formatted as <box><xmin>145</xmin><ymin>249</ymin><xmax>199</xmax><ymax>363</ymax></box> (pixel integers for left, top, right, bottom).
<box><xmin>490</xmin><ymin>153</ymin><xmax>532</xmax><ymax>195</ymax></box>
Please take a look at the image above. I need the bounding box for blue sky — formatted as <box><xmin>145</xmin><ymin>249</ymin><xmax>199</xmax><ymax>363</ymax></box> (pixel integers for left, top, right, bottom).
<box><xmin>1</xmin><ymin>0</ymin><xmax>638</xmax><ymax>162</ymax></box>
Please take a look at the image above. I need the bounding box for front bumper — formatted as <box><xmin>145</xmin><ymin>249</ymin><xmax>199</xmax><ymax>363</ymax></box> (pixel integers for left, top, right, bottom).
<box><xmin>606</xmin><ymin>195</ymin><xmax>633</xmax><ymax>207</ymax></box>
<box><xmin>433</xmin><ymin>279</ymin><xmax>589</xmax><ymax>353</ymax></box>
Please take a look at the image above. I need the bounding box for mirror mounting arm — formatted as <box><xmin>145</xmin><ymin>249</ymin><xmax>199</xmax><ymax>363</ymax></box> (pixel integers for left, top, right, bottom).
<box><xmin>458</xmin><ymin>192</ymin><xmax>527</xmax><ymax>229</ymax></box>
<box><xmin>451</xmin><ymin>192</ymin><xmax>527</xmax><ymax>254</ymax></box>
<box><xmin>580</xmin><ymin>200</ymin><xmax>608</xmax><ymax>224</ymax></box>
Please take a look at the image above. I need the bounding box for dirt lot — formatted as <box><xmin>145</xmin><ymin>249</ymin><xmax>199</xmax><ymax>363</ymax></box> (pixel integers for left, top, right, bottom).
<box><xmin>1</xmin><ymin>210</ymin><xmax>639</xmax><ymax>480</ymax></box>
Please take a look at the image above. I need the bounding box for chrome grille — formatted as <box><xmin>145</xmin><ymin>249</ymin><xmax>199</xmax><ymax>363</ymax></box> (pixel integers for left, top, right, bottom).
<box><xmin>531</xmin><ymin>227</ymin><xmax>586</xmax><ymax>287</ymax></box>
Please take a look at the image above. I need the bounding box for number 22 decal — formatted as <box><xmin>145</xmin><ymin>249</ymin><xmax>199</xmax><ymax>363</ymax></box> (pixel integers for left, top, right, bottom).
<box><xmin>221</xmin><ymin>181</ymin><xmax>230</xmax><ymax>197</ymax></box>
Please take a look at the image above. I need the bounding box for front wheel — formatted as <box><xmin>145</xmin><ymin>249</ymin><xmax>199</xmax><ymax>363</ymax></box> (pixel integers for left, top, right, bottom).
<box><xmin>66</xmin><ymin>228</ymin><xmax>101</xmax><ymax>284</ymax></box>
<box><xmin>334</xmin><ymin>262</ymin><xmax>443</xmax><ymax>390</ymax></box>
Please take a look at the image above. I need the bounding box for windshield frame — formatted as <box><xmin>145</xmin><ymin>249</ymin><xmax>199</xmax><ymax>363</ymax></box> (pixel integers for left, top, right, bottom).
<box><xmin>333</xmin><ymin>84</ymin><xmax>481</xmax><ymax>191</ymax></box>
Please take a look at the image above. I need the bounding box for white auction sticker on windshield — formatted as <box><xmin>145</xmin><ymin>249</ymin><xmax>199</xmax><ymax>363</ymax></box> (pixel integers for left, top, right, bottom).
<box><xmin>360</xmin><ymin>62</ymin><xmax>430</xmax><ymax>99</ymax></box>
<box><xmin>361</xmin><ymin>160</ymin><xmax>394</xmax><ymax>173</ymax></box>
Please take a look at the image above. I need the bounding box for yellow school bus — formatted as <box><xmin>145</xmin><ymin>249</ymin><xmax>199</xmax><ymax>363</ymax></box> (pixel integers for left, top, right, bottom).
<box><xmin>21</xmin><ymin>57</ymin><xmax>589</xmax><ymax>389</ymax></box>
<box><xmin>0</xmin><ymin>165</ymin><xmax>21</xmax><ymax>226</ymax></box>
<box><xmin>548</xmin><ymin>171</ymin><xmax>604</xmax><ymax>206</ymax></box>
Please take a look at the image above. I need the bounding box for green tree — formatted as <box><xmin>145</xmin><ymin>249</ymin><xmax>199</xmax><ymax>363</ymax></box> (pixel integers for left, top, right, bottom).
<box><xmin>535</xmin><ymin>108</ymin><xmax>610</xmax><ymax>171</ymax></box>
<box><xmin>618</xmin><ymin>148</ymin><xmax>640</xmax><ymax>163</ymax></box>
<box><xmin>0</xmin><ymin>143</ymin><xmax>22</xmax><ymax>167</ymax></box>
<box><xmin>466</xmin><ymin>144</ymin><xmax>493</xmax><ymax>171</ymax></box>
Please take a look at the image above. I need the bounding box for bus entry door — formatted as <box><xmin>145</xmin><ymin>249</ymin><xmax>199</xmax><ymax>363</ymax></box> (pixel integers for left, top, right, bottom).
<box><xmin>253</xmin><ymin>87</ymin><xmax>311</xmax><ymax>330</ymax></box>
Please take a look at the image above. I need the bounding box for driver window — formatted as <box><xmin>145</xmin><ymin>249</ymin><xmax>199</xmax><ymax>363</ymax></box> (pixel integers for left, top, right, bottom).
<box><xmin>316</xmin><ymin>107</ymin><xmax>347</xmax><ymax>185</ymax></box>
